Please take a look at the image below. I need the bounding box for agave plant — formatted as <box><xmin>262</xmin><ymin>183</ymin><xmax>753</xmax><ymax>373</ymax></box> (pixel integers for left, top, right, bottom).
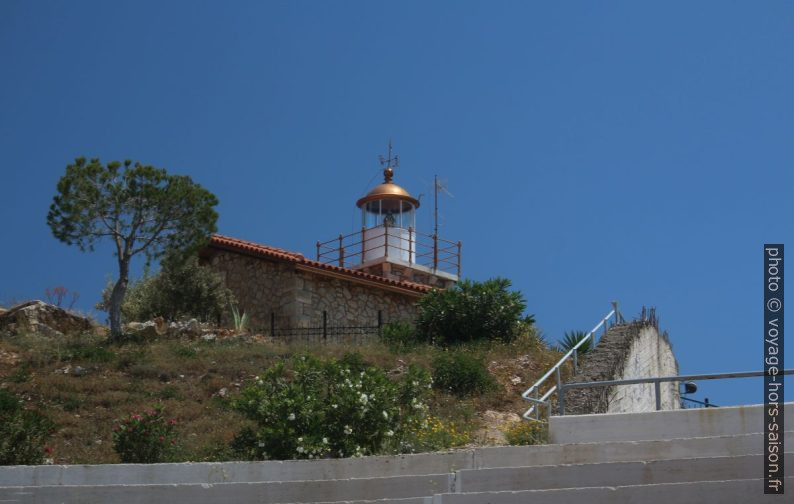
<box><xmin>230</xmin><ymin>303</ymin><xmax>250</xmax><ymax>333</ymax></box>
<box><xmin>554</xmin><ymin>330</ymin><xmax>592</xmax><ymax>354</ymax></box>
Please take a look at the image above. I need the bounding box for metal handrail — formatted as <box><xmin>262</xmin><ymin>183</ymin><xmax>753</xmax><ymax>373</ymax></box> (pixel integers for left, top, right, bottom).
<box><xmin>557</xmin><ymin>369</ymin><xmax>794</xmax><ymax>415</ymax></box>
<box><xmin>521</xmin><ymin>302</ymin><xmax>623</xmax><ymax>420</ymax></box>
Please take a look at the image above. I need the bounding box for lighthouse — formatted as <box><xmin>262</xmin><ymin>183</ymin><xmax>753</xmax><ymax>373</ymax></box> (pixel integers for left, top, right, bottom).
<box><xmin>316</xmin><ymin>145</ymin><xmax>460</xmax><ymax>289</ymax></box>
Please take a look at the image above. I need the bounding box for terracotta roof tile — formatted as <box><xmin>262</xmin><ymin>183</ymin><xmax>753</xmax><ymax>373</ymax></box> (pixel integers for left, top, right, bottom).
<box><xmin>208</xmin><ymin>234</ymin><xmax>432</xmax><ymax>294</ymax></box>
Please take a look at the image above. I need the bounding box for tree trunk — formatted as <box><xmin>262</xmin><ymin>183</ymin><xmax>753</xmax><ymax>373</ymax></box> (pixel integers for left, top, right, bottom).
<box><xmin>108</xmin><ymin>257</ymin><xmax>130</xmax><ymax>342</ymax></box>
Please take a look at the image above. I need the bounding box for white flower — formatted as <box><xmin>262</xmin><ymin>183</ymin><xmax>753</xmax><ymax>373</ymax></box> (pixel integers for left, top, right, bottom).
<box><xmin>322</xmin><ymin>437</ymin><xmax>328</xmax><ymax>444</ymax></box>
<box><xmin>298</xmin><ymin>437</ymin><xmax>303</xmax><ymax>442</ymax></box>
<box><xmin>382</xmin><ymin>410</ymin><xmax>388</xmax><ymax>420</ymax></box>
<box><xmin>332</xmin><ymin>404</ymin><xmax>338</xmax><ymax>409</ymax></box>
<box><xmin>297</xmin><ymin>446</ymin><xmax>304</xmax><ymax>453</ymax></box>
<box><xmin>386</xmin><ymin>430</ymin><xmax>394</xmax><ymax>437</ymax></box>
<box><xmin>258</xmin><ymin>442</ymin><xmax>265</xmax><ymax>447</ymax></box>
<box><xmin>308</xmin><ymin>454</ymin><xmax>313</xmax><ymax>459</ymax></box>
<box><xmin>359</xmin><ymin>393</ymin><xmax>368</xmax><ymax>405</ymax></box>
<box><xmin>412</xmin><ymin>381</ymin><xmax>418</xmax><ymax>386</ymax></box>
<box><xmin>288</xmin><ymin>413</ymin><xmax>296</xmax><ymax>421</ymax></box>
<box><xmin>344</xmin><ymin>425</ymin><xmax>353</xmax><ymax>435</ymax></box>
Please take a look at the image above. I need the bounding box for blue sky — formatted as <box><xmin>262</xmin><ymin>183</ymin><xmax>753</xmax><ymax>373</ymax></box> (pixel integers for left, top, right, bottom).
<box><xmin>1</xmin><ymin>1</ymin><xmax>791</xmax><ymax>405</ymax></box>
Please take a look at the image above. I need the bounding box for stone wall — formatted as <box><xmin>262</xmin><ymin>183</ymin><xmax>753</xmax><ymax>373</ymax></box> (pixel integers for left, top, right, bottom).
<box><xmin>207</xmin><ymin>250</ymin><xmax>296</xmax><ymax>331</ymax></box>
<box><xmin>293</xmin><ymin>269</ymin><xmax>417</xmax><ymax>327</ymax></box>
<box><xmin>206</xmin><ymin>249</ymin><xmax>419</xmax><ymax>332</ymax></box>
<box><xmin>564</xmin><ymin>319</ymin><xmax>680</xmax><ymax>415</ymax></box>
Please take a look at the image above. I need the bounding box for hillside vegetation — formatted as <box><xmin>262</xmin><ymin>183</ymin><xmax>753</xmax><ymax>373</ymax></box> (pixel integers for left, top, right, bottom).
<box><xmin>0</xmin><ymin>277</ymin><xmax>565</xmax><ymax>464</ymax></box>
<box><xmin>0</xmin><ymin>327</ymin><xmax>559</xmax><ymax>464</ymax></box>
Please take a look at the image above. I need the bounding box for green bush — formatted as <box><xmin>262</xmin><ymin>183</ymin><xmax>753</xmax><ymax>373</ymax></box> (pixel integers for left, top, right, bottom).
<box><xmin>98</xmin><ymin>252</ymin><xmax>234</xmax><ymax>323</ymax></box>
<box><xmin>379</xmin><ymin>322</ymin><xmax>421</xmax><ymax>351</ymax></box>
<box><xmin>112</xmin><ymin>405</ymin><xmax>178</xmax><ymax>463</ymax></box>
<box><xmin>415</xmin><ymin>277</ymin><xmax>533</xmax><ymax>346</ymax></box>
<box><xmin>230</xmin><ymin>353</ymin><xmax>432</xmax><ymax>460</ymax></box>
<box><xmin>0</xmin><ymin>389</ymin><xmax>53</xmax><ymax>465</ymax></box>
<box><xmin>431</xmin><ymin>350</ymin><xmax>496</xmax><ymax>397</ymax></box>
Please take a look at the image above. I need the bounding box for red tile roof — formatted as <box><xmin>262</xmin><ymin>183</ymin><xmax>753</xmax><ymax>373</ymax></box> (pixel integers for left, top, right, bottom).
<box><xmin>207</xmin><ymin>234</ymin><xmax>432</xmax><ymax>294</ymax></box>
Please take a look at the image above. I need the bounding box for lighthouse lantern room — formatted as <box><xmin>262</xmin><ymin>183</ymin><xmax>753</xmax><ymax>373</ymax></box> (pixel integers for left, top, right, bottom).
<box><xmin>316</xmin><ymin>146</ymin><xmax>460</xmax><ymax>288</ymax></box>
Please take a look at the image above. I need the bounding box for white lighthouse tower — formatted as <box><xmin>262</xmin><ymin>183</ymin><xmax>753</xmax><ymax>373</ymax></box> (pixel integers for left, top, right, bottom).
<box><xmin>316</xmin><ymin>144</ymin><xmax>460</xmax><ymax>288</ymax></box>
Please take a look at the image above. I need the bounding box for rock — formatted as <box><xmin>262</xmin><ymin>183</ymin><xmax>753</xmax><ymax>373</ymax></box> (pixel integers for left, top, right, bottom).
<box><xmin>510</xmin><ymin>376</ymin><xmax>523</xmax><ymax>385</ymax></box>
<box><xmin>72</xmin><ymin>366</ymin><xmax>87</xmax><ymax>377</ymax></box>
<box><xmin>0</xmin><ymin>300</ymin><xmax>94</xmax><ymax>337</ymax></box>
<box><xmin>152</xmin><ymin>316</ymin><xmax>167</xmax><ymax>335</ymax></box>
<box><xmin>201</xmin><ymin>333</ymin><xmax>217</xmax><ymax>342</ymax></box>
<box><xmin>0</xmin><ymin>349</ymin><xmax>21</xmax><ymax>366</ymax></box>
<box><xmin>124</xmin><ymin>320</ymin><xmax>160</xmax><ymax>340</ymax></box>
<box><xmin>217</xmin><ymin>387</ymin><xmax>228</xmax><ymax>398</ymax></box>
<box><xmin>185</xmin><ymin>318</ymin><xmax>201</xmax><ymax>336</ymax></box>
<box><xmin>477</xmin><ymin>410</ymin><xmax>522</xmax><ymax>445</ymax></box>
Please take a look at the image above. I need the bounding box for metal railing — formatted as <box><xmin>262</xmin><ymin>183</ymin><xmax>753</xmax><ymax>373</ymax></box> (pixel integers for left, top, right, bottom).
<box><xmin>267</xmin><ymin>310</ymin><xmax>384</xmax><ymax>345</ymax></box>
<box><xmin>557</xmin><ymin>369</ymin><xmax>794</xmax><ymax>416</ymax></box>
<box><xmin>681</xmin><ymin>396</ymin><xmax>718</xmax><ymax>408</ymax></box>
<box><xmin>521</xmin><ymin>302</ymin><xmax>624</xmax><ymax>420</ymax></box>
<box><xmin>316</xmin><ymin>222</ymin><xmax>461</xmax><ymax>277</ymax></box>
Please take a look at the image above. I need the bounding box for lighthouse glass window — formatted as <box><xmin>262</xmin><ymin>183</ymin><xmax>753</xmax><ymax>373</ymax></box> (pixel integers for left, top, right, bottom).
<box><xmin>363</xmin><ymin>200</ymin><xmax>415</xmax><ymax>230</ymax></box>
<box><xmin>363</xmin><ymin>201</ymin><xmax>382</xmax><ymax>229</ymax></box>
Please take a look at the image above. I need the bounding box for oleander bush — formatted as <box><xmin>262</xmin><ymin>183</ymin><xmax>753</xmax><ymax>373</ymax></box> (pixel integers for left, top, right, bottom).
<box><xmin>230</xmin><ymin>353</ymin><xmax>433</xmax><ymax>460</ymax></box>
<box><xmin>0</xmin><ymin>389</ymin><xmax>54</xmax><ymax>465</ymax></box>
<box><xmin>112</xmin><ymin>404</ymin><xmax>178</xmax><ymax>463</ymax></box>
<box><xmin>415</xmin><ymin>277</ymin><xmax>534</xmax><ymax>346</ymax></box>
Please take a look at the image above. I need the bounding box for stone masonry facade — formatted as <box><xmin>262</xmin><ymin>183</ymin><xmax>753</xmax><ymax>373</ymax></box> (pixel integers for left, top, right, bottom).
<box><xmin>204</xmin><ymin>248</ymin><xmax>420</xmax><ymax>332</ymax></box>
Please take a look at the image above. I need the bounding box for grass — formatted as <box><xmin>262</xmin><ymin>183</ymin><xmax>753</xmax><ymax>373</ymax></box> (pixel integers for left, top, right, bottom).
<box><xmin>0</xmin><ymin>328</ymin><xmax>560</xmax><ymax>464</ymax></box>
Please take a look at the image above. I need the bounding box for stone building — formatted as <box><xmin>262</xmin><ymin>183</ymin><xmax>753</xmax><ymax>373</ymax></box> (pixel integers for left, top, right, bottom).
<box><xmin>201</xmin><ymin>152</ymin><xmax>460</xmax><ymax>334</ymax></box>
<box><xmin>201</xmin><ymin>234</ymin><xmax>430</xmax><ymax>332</ymax></box>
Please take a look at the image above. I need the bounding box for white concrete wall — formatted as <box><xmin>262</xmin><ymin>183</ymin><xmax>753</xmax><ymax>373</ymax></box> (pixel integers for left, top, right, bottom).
<box><xmin>551</xmin><ymin>402</ymin><xmax>794</xmax><ymax>443</ymax></box>
<box><xmin>606</xmin><ymin>326</ymin><xmax>679</xmax><ymax>413</ymax></box>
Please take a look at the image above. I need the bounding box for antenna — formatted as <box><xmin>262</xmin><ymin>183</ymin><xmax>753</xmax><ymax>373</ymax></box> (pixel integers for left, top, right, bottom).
<box><xmin>433</xmin><ymin>175</ymin><xmax>453</xmax><ymax>237</ymax></box>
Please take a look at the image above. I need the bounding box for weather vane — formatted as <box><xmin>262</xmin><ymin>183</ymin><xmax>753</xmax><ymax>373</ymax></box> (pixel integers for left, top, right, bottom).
<box><xmin>378</xmin><ymin>140</ymin><xmax>399</xmax><ymax>170</ymax></box>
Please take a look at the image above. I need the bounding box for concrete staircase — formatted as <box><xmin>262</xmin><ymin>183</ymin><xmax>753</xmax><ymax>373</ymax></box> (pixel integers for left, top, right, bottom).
<box><xmin>1</xmin><ymin>403</ymin><xmax>791</xmax><ymax>503</ymax></box>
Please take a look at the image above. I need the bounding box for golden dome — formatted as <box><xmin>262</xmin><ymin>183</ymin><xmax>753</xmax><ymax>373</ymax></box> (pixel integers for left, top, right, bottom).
<box><xmin>356</xmin><ymin>167</ymin><xmax>420</xmax><ymax>209</ymax></box>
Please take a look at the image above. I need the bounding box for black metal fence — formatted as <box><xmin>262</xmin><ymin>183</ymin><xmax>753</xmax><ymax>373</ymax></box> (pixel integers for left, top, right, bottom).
<box><xmin>268</xmin><ymin>310</ymin><xmax>383</xmax><ymax>345</ymax></box>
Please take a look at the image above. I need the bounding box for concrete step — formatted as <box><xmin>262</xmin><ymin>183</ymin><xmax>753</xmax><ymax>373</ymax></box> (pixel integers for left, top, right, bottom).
<box><xmin>456</xmin><ymin>453</ymin><xmax>794</xmax><ymax>493</ymax></box>
<box><xmin>433</xmin><ymin>477</ymin><xmax>794</xmax><ymax>504</ymax></box>
<box><xmin>475</xmin><ymin>430</ymin><xmax>793</xmax><ymax>469</ymax></box>
<box><xmin>0</xmin><ymin>473</ymin><xmax>453</xmax><ymax>504</ymax></box>
<box><xmin>0</xmin><ymin>451</ymin><xmax>472</xmax><ymax>487</ymax></box>
<box><xmin>550</xmin><ymin>402</ymin><xmax>794</xmax><ymax>443</ymax></box>
<box><xmin>3</xmin><ymin>431</ymin><xmax>790</xmax><ymax>487</ymax></box>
